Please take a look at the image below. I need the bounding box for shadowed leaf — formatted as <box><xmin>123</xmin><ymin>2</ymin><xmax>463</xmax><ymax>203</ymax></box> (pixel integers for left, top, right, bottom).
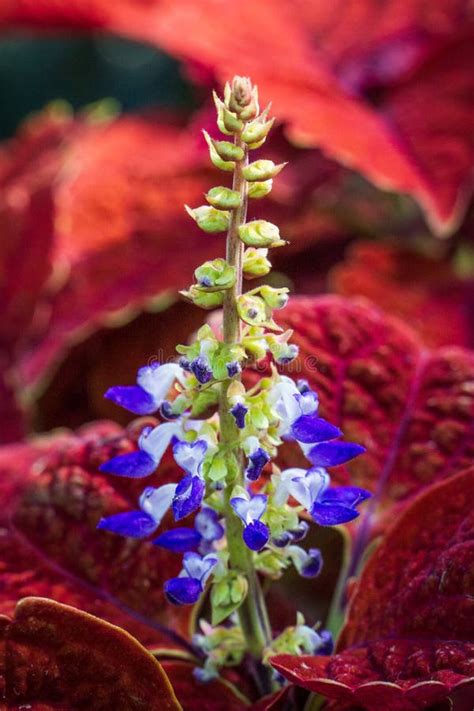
<box><xmin>272</xmin><ymin>468</ymin><xmax>474</xmax><ymax>710</ymax></box>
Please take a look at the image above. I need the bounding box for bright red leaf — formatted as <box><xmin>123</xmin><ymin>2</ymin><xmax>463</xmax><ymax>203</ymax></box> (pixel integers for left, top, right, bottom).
<box><xmin>0</xmin><ymin>418</ymin><xmax>195</xmax><ymax>650</ymax></box>
<box><xmin>331</xmin><ymin>241</ymin><xmax>474</xmax><ymax>348</ymax></box>
<box><xmin>1</xmin><ymin>597</ymin><xmax>180</xmax><ymax>710</ymax></box>
<box><xmin>4</xmin><ymin>0</ymin><xmax>472</xmax><ymax>233</ymax></box>
<box><xmin>271</xmin><ymin>468</ymin><xmax>474</xmax><ymax>710</ymax></box>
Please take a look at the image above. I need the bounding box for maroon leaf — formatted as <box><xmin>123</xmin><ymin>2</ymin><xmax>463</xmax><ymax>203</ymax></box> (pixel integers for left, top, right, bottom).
<box><xmin>1</xmin><ymin>597</ymin><xmax>180</xmax><ymax>709</ymax></box>
<box><xmin>273</xmin><ymin>296</ymin><xmax>474</xmax><ymax>536</ymax></box>
<box><xmin>331</xmin><ymin>241</ymin><xmax>474</xmax><ymax>349</ymax></box>
<box><xmin>161</xmin><ymin>660</ymin><xmax>251</xmax><ymax>710</ymax></box>
<box><xmin>272</xmin><ymin>468</ymin><xmax>474</xmax><ymax>710</ymax></box>
<box><xmin>0</xmin><ymin>419</ymin><xmax>194</xmax><ymax>650</ymax></box>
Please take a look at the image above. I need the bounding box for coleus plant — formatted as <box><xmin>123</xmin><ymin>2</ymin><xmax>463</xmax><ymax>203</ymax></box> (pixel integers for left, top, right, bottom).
<box><xmin>1</xmin><ymin>77</ymin><xmax>472</xmax><ymax>710</ymax></box>
<box><xmin>95</xmin><ymin>76</ymin><xmax>369</xmax><ymax>692</ymax></box>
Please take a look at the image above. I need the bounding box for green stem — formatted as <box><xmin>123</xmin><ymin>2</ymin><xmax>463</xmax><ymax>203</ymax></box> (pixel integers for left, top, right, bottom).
<box><xmin>219</xmin><ymin>134</ymin><xmax>272</xmax><ymax>668</ymax></box>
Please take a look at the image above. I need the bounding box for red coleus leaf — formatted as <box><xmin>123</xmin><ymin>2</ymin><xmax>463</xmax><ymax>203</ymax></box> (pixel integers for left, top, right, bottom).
<box><xmin>3</xmin><ymin>2</ymin><xmax>473</xmax><ymax>232</ymax></box>
<box><xmin>271</xmin><ymin>468</ymin><xmax>474</xmax><ymax>710</ymax></box>
<box><xmin>274</xmin><ymin>296</ymin><xmax>474</xmax><ymax>534</ymax></box>
<box><xmin>0</xmin><ymin>419</ymin><xmax>195</xmax><ymax>650</ymax></box>
<box><xmin>331</xmin><ymin>241</ymin><xmax>474</xmax><ymax>349</ymax></box>
<box><xmin>1</xmin><ymin>597</ymin><xmax>180</xmax><ymax>709</ymax></box>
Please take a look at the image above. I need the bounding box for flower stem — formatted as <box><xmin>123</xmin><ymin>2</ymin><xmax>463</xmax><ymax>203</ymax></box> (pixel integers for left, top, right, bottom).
<box><xmin>219</xmin><ymin>134</ymin><xmax>272</xmax><ymax>678</ymax></box>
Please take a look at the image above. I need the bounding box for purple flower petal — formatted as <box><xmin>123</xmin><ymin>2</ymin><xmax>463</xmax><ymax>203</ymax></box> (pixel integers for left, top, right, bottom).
<box><xmin>291</xmin><ymin>416</ymin><xmax>341</xmax><ymax>444</ymax></box>
<box><xmin>182</xmin><ymin>551</ymin><xmax>218</xmax><ymax>585</ymax></box>
<box><xmin>311</xmin><ymin>501</ymin><xmax>360</xmax><ymax>526</ymax></box>
<box><xmin>153</xmin><ymin>527</ymin><xmax>202</xmax><ymax>552</ymax></box>
<box><xmin>164</xmin><ymin>576</ymin><xmax>202</xmax><ymax>605</ymax></box>
<box><xmin>318</xmin><ymin>630</ymin><xmax>334</xmax><ymax>655</ymax></box>
<box><xmin>172</xmin><ymin>475</ymin><xmax>205</xmax><ymax>521</ymax></box>
<box><xmin>226</xmin><ymin>361</ymin><xmax>241</xmax><ymax>378</ymax></box>
<box><xmin>306</xmin><ymin>441</ymin><xmax>366</xmax><ymax>467</ymax></box>
<box><xmin>321</xmin><ymin>486</ymin><xmax>371</xmax><ymax>507</ymax></box>
<box><xmin>230</xmin><ymin>402</ymin><xmax>248</xmax><ymax>429</ymax></box>
<box><xmin>104</xmin><ymin>385</ymin><xmax>157</xmax><ymax>415</ymax></box>
<box><xmin>299</xmin><ymin>548</ymin><xmax>323</xmax><ymax>578</ymax></box>
<box><xmin>290</xmin><ymin>520</ymin><xmax>309</xmax><ymax>542</ymax></box>
<box><xmin>190</xmin><ymin>356</ymin><xmax>213</xmax><ymax>384</ymax></box>
<box><xmin>195</xmin><ymin>508</ymin><xmax>224</xmax><ymax>542</ymax></box>
<box><xmin>243</xmin><ymin>520</ymin><xmax>269</xmax><ymax>551</ymax></box>
<box><xmin>99</xmin><ymin>450</ymin><xmax>157</xmax><ymax>478</ymax></box>
<box><xmin>245</xmin><ymin>448</ymin><xmax>271</xmax><ymax>481</ymax></box>
<box><xmin>97</xmin><ymin>510</ymin><xmax>157</xmax><ymax>538</ymax></box>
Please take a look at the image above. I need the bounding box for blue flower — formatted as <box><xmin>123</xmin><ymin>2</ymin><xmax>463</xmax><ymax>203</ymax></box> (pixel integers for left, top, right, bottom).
<box><xmin>276</xmin><ymin>467</ymin><xmax>370</xmax><ymax>525</ymax></box>
<box><xmin>303</xmin><ymin>440</ymin><xmax>366</xmax><ymax>467</ymax></box>
<box><xmin>311</xmin><ymin>485</ymin><xmax>371</xmax><ymax>525</ymax></box>
<box><xmin>97</xmin><ymin>483</ymin><xmax>176</xmax><ymax>538</ymax></box>
<box><xmin>105</xmin><ymin>362</ymin><xmax>186</xmax><ymax>415</ymax></box>
<box><xmin>164</xmin><ymin>552</ymin><xmax>218</xmax><ymax>605</ymax></box>
<box><xmin>230</xmin><ymin>491</ymin><xmax>269</xmax><ymax>551</ymax></box>
<box><xmin>288</xmin><ymin>545</ymin><xmax>323</xmax><ymax>578</ymax></box>
<box><xmin>230</xmin><ymin>402</ymin><xmax>248</xmax><ymax>429</ymax></box>
<box><xmin>153</xmin><ymin>507</ymin><xmax>223</xmax><ymax>553</ymax></box>
<box><xmin>99</xmin><ymin>422</ymin><xmax>181</xmax><ymax>478</ymax></box>
<box><xmin>243</xmin><ymin>436</ymin><xmax>270</xmax><ymax>481</ymax></box>
<box><xmin>271</xmin><ymin>378</ymin><xmax>365</xmax><ymax>464</ymax></box>
<box><xmin>153</xmin><ymin>527</ymin><xmax>202</xmax><ymax>552</ymax></box>
<box><xmin>195</xmin><ymin>507</ymin><xmax>225</xmax><ymax>544</ymax></box>
<box><xmin>171</xmin><ymin>439</ymin><xmax>209</xmax><ymax>520</ymax></box>
<box><xmin>190</xmin><ymin>356</ymin><xmax>213</xmax><ymax>384</ymax></box>
<box><xmin>226</xmin><ymin>361</ymin><xmax>242</xmax><ymax>377</ymax></box>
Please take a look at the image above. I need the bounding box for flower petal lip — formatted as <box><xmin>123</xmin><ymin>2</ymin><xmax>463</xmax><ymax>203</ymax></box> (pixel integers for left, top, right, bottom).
<box><xmin>153</xmin><ymin>527</ymin><xmax>202</xmax><ymax>552</ymax></box>
<box><xmin>311</xmin><ymin>501</ymin><xmax>361</xmax><ymax>526</ymax></box>
<box><xmin>243</xmin><ymin>520</ymin><xmax>269</xmax><ymax>551</ymax></box>
<box><xmin>306</xmin><ymin>441</ymin><xmax>366</xmax><ymax>467</ymax></box>
<box><xmin>104</xmin><ymin>385</ymin><xmax>157</xmax><ymax>415</ymax></box>
<box><xmin>291</xmin><ymin>415</ymin><xmax>342</xmax><ymax>444</ymax></box>
<box><xmin>99</xmin><ymin>450</ymin><xmax>157</xmax><ymax>478</ymax></box>
<box><xmin>172</xmin><ymin>475</ymin><xmax>206</xmax><ymax>521</ymax></box>
<box><xmin>164</xmin><ymin>577</ymin><xmax>202</xmax><ymax>605</ymax></box>
<box><xmin>97</xmin><ymin>511</ymin><xmax>158</xmax><ymax>538</ymax></box>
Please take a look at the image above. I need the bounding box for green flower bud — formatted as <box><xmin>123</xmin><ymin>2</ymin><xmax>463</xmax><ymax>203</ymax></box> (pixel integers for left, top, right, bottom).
<box><xmin>247</xmin><ymin>179</ymin><xmax>273</xmax><ymax>199</ymax></box>
<box><xmin>238</xmin><ymin>220</ymin><xmax>286</xmax><ymax>248</ymax></box>
<box><xmin>242</xmin><ymin>248</ymin><xmax>272</xmax><ymax>279</ymax></box>
<box><xmin>243</xmin><ymin>334</ymin><xmax>268</xmax><ymax>360</ymax></box>
<box><xmin>181</xmin><ymin>285</ymin><xmax>224</xmax><ymax>310</ymax></box>
<box><xmin>185</xmin><ymin>204</ymin><xmax>230</xmax><ymax>233</ymax></box>
<box><xmin>237</xmin><ymin>294</ymin><xmax>268</xmax><ymax>326</ymax></box>
<box><xmin>195</xmin><ymin>258</ymin><xmax>236</xmax><ymax>292</ymax></box>
<box><xmin>242</xmin><ymin>159</ymin><xmax>287</xmax><ymax>182</ymax></box>
<box><xmin>241</xmin><ymin>116</ymin><xmax>275</xmax><ymax>146</ymax></box>
<box><xmin>255</xmin><ymin>549</ymin><xmax>289</xmax><ymax>579</ymax></box>
<box><xmin>213</xmin><ymin>91</ymin><xmax>244</xmax><ymax>135</ymax></box>
<box><xmin>211</xmin><ymin>572</ymin><xmax>248</xmax><ymax>625</ymax></box>
<box><xmin>248</xmin><ymin>404</ymin><xmax>269</xmax><ymax>430</ymax></box>
<box><xmin>206</xmin><ymin>186</ymin><xmax>242</xmax><ymax>210</ymax></box>
<box><xmin>203</xmin><ymin>130</ymin><xmax>235</xmax><ymax>171</ymax></box>
<box><xmin>226</xmin><ymin>76</ymin><xmax>259</xmax><ymax>120</ymax></box>
<box><xmin>259</xmin><ymin>285</ymin><xmax>290</xmax><ymax>309</ymax></box>
<box><xmin>213</xmin><ymin>139</ymin><xmax>245</xmax><ymax>162</ymax></box>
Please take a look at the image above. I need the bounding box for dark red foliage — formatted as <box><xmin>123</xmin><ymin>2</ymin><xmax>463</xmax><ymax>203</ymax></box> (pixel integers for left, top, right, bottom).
<box><xmin>331</xmin><ymin>241</ymin><xmax>474</xmax><ymax>349</ymax></box>
<box><xmin>273</xmin><ymin>297</ymin><xmax>474</xmax><ymax>533</ymax></box>
<box><xmin>272</xmin><ymin>468</ymin><xmax>474</xmax><ymax>710</ymax></box>
<box><xmin>0</xmin><ymin>597</ymin><xmax>180</xmax><ymax>710</ymax></box>
<box><xmin>0</xmin><ymin>419</ymin><xmax>194</xmax><ymax>650</ymax></box>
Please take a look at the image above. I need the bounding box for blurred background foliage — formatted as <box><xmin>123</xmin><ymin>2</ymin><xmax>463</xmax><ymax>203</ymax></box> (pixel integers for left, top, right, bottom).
<box><xmin>0</xmin><ymin>34</ymin><xmax>194</xmax><ymax>138</ymax></box>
